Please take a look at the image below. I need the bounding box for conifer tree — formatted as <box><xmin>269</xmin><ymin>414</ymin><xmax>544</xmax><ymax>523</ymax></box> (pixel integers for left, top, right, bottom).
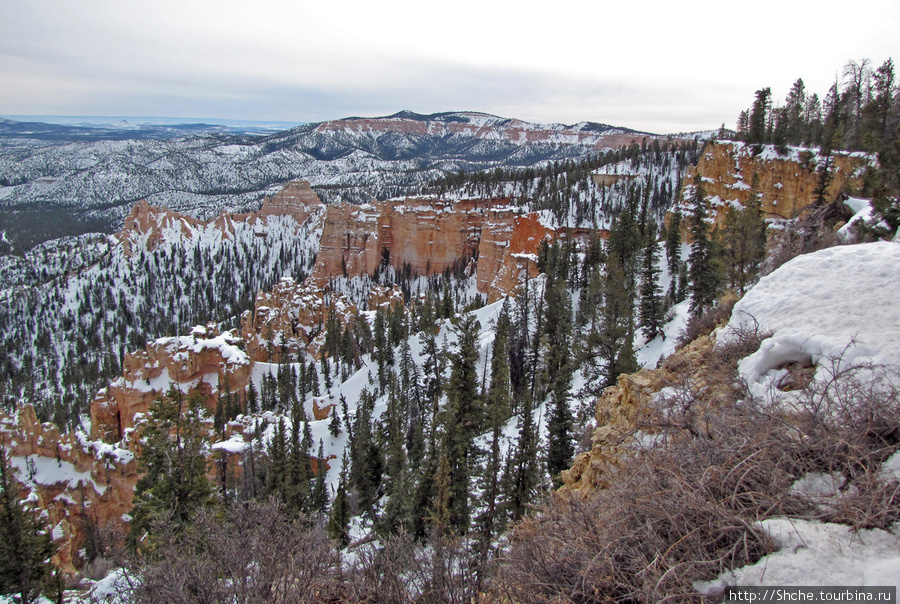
<box><xmin>722</xmin><ymin>180</ymin><xmax>767</xmax><ymax>294</ymax></box>
<box><xmin>312</xmin><ymin>440</ymin><xmax>328</xmax><ymax>516</ymax></box>
<box><xmin>328</xmin><ymin>455</ymin><xmax>351</xmax><ymax>547</ymax></box>
<box><xmin>0</xmin><ymin>449</ymin><xmax>56</xmax><ymax>604</ymax></box>
<box><xmin>349</xmin><ymin>389</ymin><xmax>383</xmax><ymax>519</ymax></box>
<box><xmin>688</xmin><ymin>176</ymin><xmax>719</xmax><ymax>315</ymax></box>
<box><xmin>639</xmin><ymin>220</ymin><xmax>664</xmax><ymax>340</ymax></box>
<box><xmin>544</xmin><ymin>278</ymin><xmax>574</xmax><ymax>483</ymax></box>
<box><xmin>598</xmin><ymin>252</ymin><xmax>636</xmax><ymax>387</ymax></box>
<box><xmin>130</xmin><ymin>388</ymin><xmax>215</xmax><ymax>548</ymax></box>
<box><xmin>748</xmin><ymin>87</ymin><xmax>772</xmax><ymax>149</ymax></box>
<box><xmin>474</xmin><ymin>302</ymin><xmax>512</xmax><ymax>577</ymax></box>
<box><xmin>440</xmin><ymin>313</ymin><xmax>481</xmax><ymax>533</ymax></box>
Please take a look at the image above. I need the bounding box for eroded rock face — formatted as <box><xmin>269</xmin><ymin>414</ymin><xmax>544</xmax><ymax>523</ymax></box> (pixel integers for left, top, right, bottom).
<box><xmin>90</xmin><ymin>324</ymin><xmax>252</xmax><ymax>443</ymax></box>
<box><xmin>241</xmin><ymin>277</ymin><xmax>359</xmax><ymax>363</ymax></box>
<box><xmin>561</xmin><ymin>334</ymin><xmax>717</xmax><ymax>494</ymax></box>
<box><xmin>672</xmin><ymin>142</ymin><xmax>871</xmax><ymax>233</ymax></box>
<box><xmin>309</xmin><ymin>197</ymin><xmax>555</xmax><ymax>301</ymax></box>
<box><xmin>0</xmin><ymin>406</ymin><xmax>139</xmax><ymax>578</ymax></box>
<box><xmin>119</xmin><ymin>179</ymin><xmax>323</xmax><ymax>254</ymax></box>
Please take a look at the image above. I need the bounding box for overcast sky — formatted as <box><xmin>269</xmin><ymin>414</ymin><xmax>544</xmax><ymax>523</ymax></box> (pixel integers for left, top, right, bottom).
<box><xmin>1</xmin><ymin>0</ymin><xmax>897</xmax><ymax>133</ymax></box>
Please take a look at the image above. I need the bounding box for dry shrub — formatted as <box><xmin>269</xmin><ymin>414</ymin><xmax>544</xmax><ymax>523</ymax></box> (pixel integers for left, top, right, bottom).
<box><xmin>122</xmin><ymin>499</ymin><xmax>345</xmax><ymax>604</ymax></box>
<box><xmin>677</xmin><ymin>295</ymin><xmax>738</xmax><ymax>349</ymax></box>
<box><xmin>493</xmin><ymin>328</ymin><xmax>900</xmax><ymax>603</ymax></box>
<box><xmin>345</xmin><ymin>530</ymin><xmax>480</xmax><ymax>604</ymax></box>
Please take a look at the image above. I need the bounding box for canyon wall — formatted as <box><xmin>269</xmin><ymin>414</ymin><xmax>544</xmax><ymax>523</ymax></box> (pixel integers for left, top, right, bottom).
<box><xmin>673</xmin><ymin>142</ymin><xmax>871</xmax><ymax>231</ymax></box>
<box><xmin>90</xmin><ymin>324</ymin><xmax>252</xmax><ymax>443</ymax></box>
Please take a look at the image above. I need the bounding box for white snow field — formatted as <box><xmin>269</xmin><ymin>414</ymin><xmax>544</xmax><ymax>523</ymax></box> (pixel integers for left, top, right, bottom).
<box><xmin>700</xmin><ymin>241</ymin><xmax>900</xmax><ymax>591</ymax></box>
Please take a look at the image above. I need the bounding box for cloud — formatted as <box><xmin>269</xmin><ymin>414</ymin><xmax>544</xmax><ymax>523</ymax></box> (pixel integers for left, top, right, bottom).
<box><xmin>1</xmin><ymin>0</ymin><xmax>897</xmax><ymax>132</ymax></box>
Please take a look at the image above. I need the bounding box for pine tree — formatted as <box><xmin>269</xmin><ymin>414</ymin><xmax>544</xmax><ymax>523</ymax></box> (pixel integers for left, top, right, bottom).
<box><xmin>311</xmin><ymin>440</ymin><xmax>328</xmax><ymax>516</ymax></box>
<box><xmin>721</xmin><ymin>179</ymin><xmax>767</xmax><ymax>294</ymax></box>
<box><xmin>544</xmin><ymin>278</ymin><xmax>574</xmax><ymax>483</ymax></box>
<box><xmin>639</xmin><ymin>220</ymin><xmax>664</xmax><ymax>340</ymax></box>
<box><xmin>598</xmin><ymin>252</ymin><xmax>635</xmax><ymax>387</ymax></box>
<box><xmin>130</xmin><ymin>388</ymin><xmax>215</xmax><ymax>548</ymax></box>
<box><xmin>748</xmin><ymin>87</ymin><xmax>772</xmax><ymax>150</ymax></box>
<box><xmin>440</xmin><ymin>313</ymin><xmax>481</xmax><ymax>533</ymax></box>
<box><xmin>688</xmin><ymin>176</ymin><xmax>719</xmax><ymax>315</ymax></box>
<box><xmin>474</xmin><ymin>302</ymin><xmax>512</xmax><ymax>581</ymax></box>
<box><xmin>0</xmin><ymin>449</ymin><xmax>56</xmax><ymax>604</ymax></box>
<box><xmin>327</xmin><ymin>455</ymin><xmax>351</xmax><ymax>547</ymax></box>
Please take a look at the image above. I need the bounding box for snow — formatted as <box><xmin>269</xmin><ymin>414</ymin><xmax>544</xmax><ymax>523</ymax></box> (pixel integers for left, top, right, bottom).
<box><xmin>880</xmin><ymin>451</ymin><xmax>900</xmax><ymax>482</ymax></box>
<box><xmin>837</xmin><ymin>197</ymin><xmax>876</xmax><ymax>241</ymax></box>
<box><xmin>211</xmin><ymin>436</ymin><xmax>249</xmax><ymax>454</ymax></box>
<box><xmin>636</xmin><ymin>299</ymin><xmax>690</xmax><ymax>368</ymax></box>
<box><xmin>722</xmin><ymin>242</ymin><xmax>900</xmax><ymax>399</ymax></box>
<box><xmin>9</xmin><ymin>454</ymin><xmax>106</xmax><ymax>494</ymax></box>
<box><xmin>696</xmin><ymin>518</ymin><xmax>900</xmax><ymax>591</ymax></box>
<box><xmin>87</xmin><ymin>568</ymin><xmax>135</xmax><ymax>603</ymax></box>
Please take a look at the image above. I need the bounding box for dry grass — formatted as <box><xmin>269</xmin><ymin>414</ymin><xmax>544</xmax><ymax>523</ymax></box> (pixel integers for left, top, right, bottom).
<box><xmin>492</xmin><ymin>327</ymin><xmax>900</xmax><ymax>603</ymax></box>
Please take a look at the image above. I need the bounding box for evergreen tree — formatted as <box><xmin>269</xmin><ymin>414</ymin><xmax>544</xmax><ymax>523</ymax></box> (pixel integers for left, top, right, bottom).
<box><xmin>639</xmin><ymin>220</ymin><xmax>664</xmax><ymax>340</ymax></box>
<box><xmin>688</xmin><ymin>176</ymin><xmax>719</xmax><ymax>315</ymax></box>
<box><xmin>130</xmin><ymin>388</ymin><xmax>215</xmax><ymax>548</ymax></box>
<box><xmin>474</xmin><ymin>301</ymin><xmax>513</xmax><ymax>580</ymax></box>
<box><xmin>748</xmin><ymin>87</ymin><xmax>772</xmax><ymax>149</ymax></box>
<box><xmin>311</xmin><ymin>440</ymin><xmax>328</xmax><ymax>516</ymax></box>
<box><xmin>721</xmin><ymin>179</ymin><xmax>767</xmax><ymax>294</ymax></box>
<box><xmin>327</xmin><ymin>455</ymin><xmax>351</xmax><ymax>547</ymax></box>
<box><xmin>0</xmin><ymin>449</ymin><xmax>56</xmax><ymax>604</ymax></box>
<box><xmin>598</xmin><ymin>252</ymin><xmax>636</xmax><ymax>387</ymax></box>
<box><xmin>440</xmin><ymin>313</ymin><xmax>481</xmax><ymax>533</ymax></box>
<box><xmin>543</xmin><ymin>277</ymin><xmax>574</xmax><ymax>483</ymax></box>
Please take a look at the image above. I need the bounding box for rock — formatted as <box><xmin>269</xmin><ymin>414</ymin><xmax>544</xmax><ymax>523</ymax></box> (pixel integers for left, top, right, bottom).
<box><xmin>561</xmin><ymin>335</ymin><xmax>718</xmax><ymax>494</ymax></box>
<box><xmin>119</xmin><ymin>180</ymin><xmax>324</xmax><ymax>256</ymax></box>
<box><xmin>0</xmin><ymin>406</ymin><xmax>139</xmax><ymax>580</ymax></box>
<box><xmin>671</xmin><ymin>141</ymin><xmax>872</xmax><ymax>237</ymax></box>
<box><xmin>89</xmin><ymin>324</ymin><xmax>252</xmax><ymax>443</ymax></box>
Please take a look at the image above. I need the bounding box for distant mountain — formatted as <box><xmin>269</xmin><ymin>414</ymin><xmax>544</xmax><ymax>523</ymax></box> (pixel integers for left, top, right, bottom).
<box><xmin>0</xmin><ymin>111</ymin><xmax>655</xmax><ymax>252</ymax></box>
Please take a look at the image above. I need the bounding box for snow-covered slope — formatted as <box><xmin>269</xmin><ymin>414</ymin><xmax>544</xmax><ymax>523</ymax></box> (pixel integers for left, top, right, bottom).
<box><xmin>0</xmin><ymin>111</ymin><xmax>650</xmax><ymax>252</ymax></box>
<box><xmin>723</xmin><ymin>241</ymin><xmax>900</xmax><ymax>398</ymax></box>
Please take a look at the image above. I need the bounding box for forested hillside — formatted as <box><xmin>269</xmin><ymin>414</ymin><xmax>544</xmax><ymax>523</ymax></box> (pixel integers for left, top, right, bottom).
<box><xmin>1</xmin><ymin>56</ymin><xmax>899</xmax><ymax>603</ymax></box>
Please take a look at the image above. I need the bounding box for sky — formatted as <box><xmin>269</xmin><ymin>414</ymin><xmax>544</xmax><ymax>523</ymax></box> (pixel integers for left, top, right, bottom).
<box><xmin>0</xmin><ymin>0</ymin><xmax>897</xmax><ymax>134</ymax></box>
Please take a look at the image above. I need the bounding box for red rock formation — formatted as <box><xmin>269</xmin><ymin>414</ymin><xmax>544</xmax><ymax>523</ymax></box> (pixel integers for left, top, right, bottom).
<box><xmin>308</xmin><ymin>196</ymin><xmax>557</xmax><ymax>302</ymax></box>
<box><xmin>119</xmin><ymin>180</ymin><xmax>323</xmax><ymax>254</ymax></box>
<box><xmin>90</xmin><ymin>324</ymin><xmax>252</xmax><ymax>443</ymax></box>
<box><xmin>0</xmin><ymin>406</ymin><xmax>140</xmax><ymax>578</ymax></box>
<box><xmin>672</xmin><ymin>142</ymin><xmax>872</xmax><ymax>235</ymax></box>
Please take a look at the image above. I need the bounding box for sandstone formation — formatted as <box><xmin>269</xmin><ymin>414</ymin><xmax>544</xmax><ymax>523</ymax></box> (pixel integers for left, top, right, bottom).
<box><xmin>562</xmin><ymin>334</ymin><xmax>717</xmax><ymax>494</ymax></box>
<box><xmin>0</xmin><ymin>406</ymin><xmax>139</xmax><ymax>578</ymax></box>
<box><xmin>90</xmin><ymin>324</ymin><xmax>252</xmax><ymax>443</ymax></box>
<box><xmin>672</xmin><ymin>142</ymin><xmax>871</xmax><ymax>234</ymax></box>
<box><xmin>119</xmin><ymin>179</ymin><xmax>323</xmax><ymax>255</ymax></box>
<box><xmin>308</xmin><ymin>197</ymin><xmax>556</xmax><ymax>302</ymax></box>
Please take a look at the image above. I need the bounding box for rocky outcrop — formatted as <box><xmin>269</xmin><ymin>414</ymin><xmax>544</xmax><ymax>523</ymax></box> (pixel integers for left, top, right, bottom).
<box><xmin>309</xmin><ymin>196</ymin><xmax>555</xmax><ymax>301</ymax></box>
<box><xmin>673</xmin><ymin>142</ymin><xmax>872</xmax><ymax>233</ymax></box>
<box><xmin>119</xmin><ymin>180</ymin><xmax>323</xmax><ymax>255</ymax></box>
<box><xmin>478</xmin><ymin>211</ymin><xmax>556</xmax><ymax>302</ymax></box>
<box><xmin>90</xmin><ymin>324</ymin><xmax>252</xmax><ymax>443</ymax></box>
<box><xmin>561</xmin><ymin>334</ymin><xmax>717</xmax><ymax>494</ymax></box>
<box><xmin>0</xmin><ymin>406</ymin><xmax>139</xmax><ymax>578</ymax></box>
<box><xmin>240</xmin><ymin>277</ymin><xmax>359</xmax><ymax>363</ymax></box>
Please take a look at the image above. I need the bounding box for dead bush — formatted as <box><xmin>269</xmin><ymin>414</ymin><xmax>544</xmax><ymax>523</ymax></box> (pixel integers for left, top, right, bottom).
<box><xmin>677</xmin><ymin>295</ymin><xmax>738</xmax><ymax>349</ymax></box>
<box><xmin>494</xmin><ymin>327</ymin><xmax>900</xmax><ymax>602</ymax></box>
<box><xmin>121</xmin><ymin>499</ymin><xmax>345</xmax><ymax>604</ymax></box>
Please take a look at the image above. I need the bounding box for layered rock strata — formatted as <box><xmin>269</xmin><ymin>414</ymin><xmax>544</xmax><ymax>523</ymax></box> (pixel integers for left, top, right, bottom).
<box><xmin>672</xmin><ymin>142</ymin><xmax>871</xmax><ymax>233</ymax></box>
<box><xmin>90</xmin><ymin>324</ymin><xmax>251</xmax><ymax>443</ymax></box>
